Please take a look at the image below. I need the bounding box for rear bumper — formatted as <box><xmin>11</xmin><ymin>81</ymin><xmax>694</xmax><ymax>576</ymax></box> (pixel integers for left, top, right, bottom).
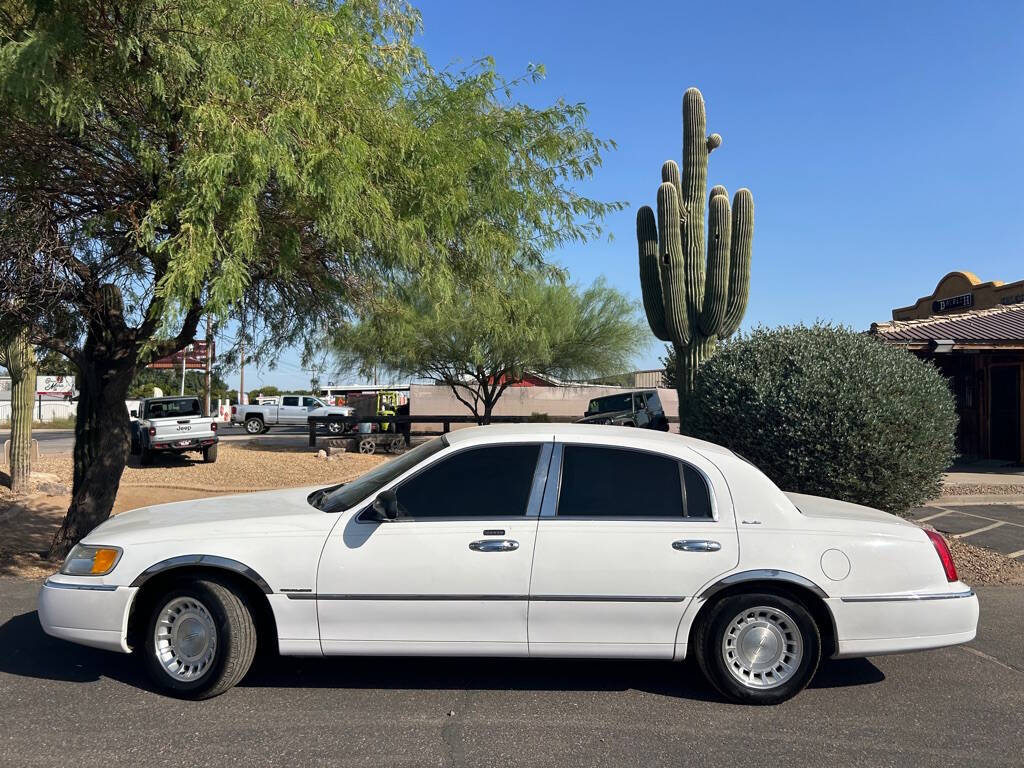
<box><xmin>37</xmin><ymin>579</ymin><xmax>137</xmax><ymax>654</ymax></box>
<box><xmin>829</xmin><ymin>586</ymin><xmax>979</xmax><ymax>658</ymax></box>
<box><xmin>150</xmin><ymin>435</ymin><xmax>218</xmax><ymax>451</ymax></box>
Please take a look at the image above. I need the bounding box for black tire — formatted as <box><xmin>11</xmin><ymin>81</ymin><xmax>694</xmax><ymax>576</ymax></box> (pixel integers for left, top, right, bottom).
<box><xmin>140</xmin><ymin>445</ymin><xmax>153</xmax><ymax>465</ymax></box>
<box><xmin>327</xmin><ymin>421</ymin><xmax>344</xmax><ymax>435</ymax></box>
<box><xmin>260</xmin><ymin>425</ymin><xmax>271</xmax><ymax>434</ymax></box>
<box><xmin>143</xmin><ymin>578</ymin><xmax>257</xmax><ymax>700</ymax></box>
<box><xmin>694</xmin><ymin>592</ymin><xmax>821</xmax><ymax>705</ymax></box>
<box><xmin>203</xmin><ymin>444</ymin><xmax>218</xmax><ymax>463</ymax></box>
<box><xmin>244</xmin><ymin>417</ymin><xmax>264</xmax><ymax>435</ymax></box>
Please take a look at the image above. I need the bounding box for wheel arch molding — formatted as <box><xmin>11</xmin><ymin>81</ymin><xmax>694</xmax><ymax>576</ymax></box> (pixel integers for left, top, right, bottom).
<box><xmin>129</xmin><ymin>555</ymin><xmax>274</xmax><ymax>594</ymax></box>
<box><xmin>697</xmin><ymin>569</ymin><xmax>829</xmax><ymax>602</ymax></box>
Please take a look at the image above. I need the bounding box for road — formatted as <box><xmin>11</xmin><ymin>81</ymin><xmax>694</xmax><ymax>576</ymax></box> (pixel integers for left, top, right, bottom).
<box><xmin>0</xmin><ymin>425</ymin><xmax>317</xmax><ymax>455</ymax></box>
<box><xmin>0</xmin><ymin>578</ymin><xmax>1020</xmax><ymax>767</ymax></box>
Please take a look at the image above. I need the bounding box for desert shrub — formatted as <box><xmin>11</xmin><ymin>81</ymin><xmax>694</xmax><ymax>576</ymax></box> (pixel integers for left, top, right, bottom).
<box><xmin>526</xmin><ymin>412</ymin><xmax>551</xmax><ymax>423</ymax></box>
<box><xmin>683</xmin><ymin>324</ymin><xmax>957</xmax><ymax>513</ymax></box>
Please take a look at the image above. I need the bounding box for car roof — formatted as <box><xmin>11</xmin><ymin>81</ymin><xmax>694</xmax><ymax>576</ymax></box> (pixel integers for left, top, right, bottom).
<box><xmin>142</xmin><ymin>396</ymin><xmax>199</xmax><ymax>402</ymax></box>
<box><xmin>443</xmin><ymin>422</ymin><xmax>734</xmax><ymax>457</ymax></box>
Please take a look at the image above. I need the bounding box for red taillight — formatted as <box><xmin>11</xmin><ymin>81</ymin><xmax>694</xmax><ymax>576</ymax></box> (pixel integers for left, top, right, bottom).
<box><xmin>925</xmin><ymin>529</ymin><xmax>958</xmax><ymax>582</ymax></box>
<box><xmin>211</xmin><ymin>422</ymin><xmax>217</xmax><ymax>432</ymax></box>
<box><xmin>231</xmin><ymin>406</ymin><xmax>237</xmax><ymax>415</ymax></box>
<box><xmin>148</xmin><ymin>427</ymin><xmax>156</xmax><ymax>436</ymax></box>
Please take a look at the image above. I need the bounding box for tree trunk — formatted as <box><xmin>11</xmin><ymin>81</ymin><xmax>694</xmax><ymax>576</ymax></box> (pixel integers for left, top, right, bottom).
<box><xmin>48</xmin><ymin>357</ymin><xmax>135</xmax><ymax>558</ymax></box>
<box><xmin>4</xmin><ymin>329</ymin><xmax>36</xmax><ymax>493</ymax></box>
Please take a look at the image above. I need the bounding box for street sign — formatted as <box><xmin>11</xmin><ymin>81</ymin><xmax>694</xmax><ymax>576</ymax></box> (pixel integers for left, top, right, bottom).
<box><xmin>36</xmin><ymin>375</ymin><xmax>75</xmax><ymax>396</ymax></box>
<box><xmin>149</xmin><ymin>340</ymin><xmax>214</xmax><ymax>370</ymax></box>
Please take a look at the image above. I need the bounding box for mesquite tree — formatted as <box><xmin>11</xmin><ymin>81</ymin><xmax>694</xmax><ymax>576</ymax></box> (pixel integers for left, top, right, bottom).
<box><xmin>636</xmin><ymin>88</ymin><xmax>754</xmax><ymax>417</ymax></box>
<box><xmin>0</xmin><ymin>328</ymin><xmax>36</xmax><ymax>493</ymax></box>
<box><xmin>0</xmin><ymin>1</ymin><xmax>618</xmax><ymax>555</ymax></box>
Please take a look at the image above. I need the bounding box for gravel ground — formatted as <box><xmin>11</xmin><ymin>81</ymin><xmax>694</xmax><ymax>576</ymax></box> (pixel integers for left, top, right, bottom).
<box><xmin>943</xmin><ymin>483</ymin><xmax>1024</xmax><ymax>496</ymax></box>
<box><xmin>944</xmin><ymin>534</ymin><xmax>1024</xmax><ymax>585</ymax></box>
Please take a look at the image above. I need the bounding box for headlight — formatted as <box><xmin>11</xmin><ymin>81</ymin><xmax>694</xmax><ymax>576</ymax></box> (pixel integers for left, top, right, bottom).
<box><xmin>60</xmin><ymin>544</ymin><xmax>123</xmax><ymax>576</ymax></box>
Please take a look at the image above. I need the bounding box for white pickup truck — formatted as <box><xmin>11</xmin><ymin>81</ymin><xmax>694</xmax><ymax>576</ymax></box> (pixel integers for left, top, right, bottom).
<box><xmin>231</xmin><ymin>394</ymin><xmax>355</xmax><ymax>435</ymax></box>
<box><xmin>130</xmin><ymin>396</ymin><xmax>219</xmax><ymax>464</ymax></box>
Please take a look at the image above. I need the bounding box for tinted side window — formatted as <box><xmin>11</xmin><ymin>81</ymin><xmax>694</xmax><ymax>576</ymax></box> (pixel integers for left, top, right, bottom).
<box><xmin>282</xmin><ymin>396</ymin><xmax>300</xmax><ymax>407</ymax></box>
<box><xmin>557</xmin><ymin>446</ymin><xmax>713</xmax><ymax>519</ymax></box>
<box><xmin>646</xmin><ymin>391</ymin><xmax>662</xmax><ymax>411</ymax></box>
<box><xmin>681</xmin><ymin>463</ymin><xmax>713</xmax><ymax>519</ymax></box>
<box><xmin>303</xmin><ymin>397</ymin><xmax>321</xmax><ymax>408</ymax></box>
<box><xmin>394</xmin><ymin>444</ymin><xmax>541</xmax><ymax>519</ymax></box>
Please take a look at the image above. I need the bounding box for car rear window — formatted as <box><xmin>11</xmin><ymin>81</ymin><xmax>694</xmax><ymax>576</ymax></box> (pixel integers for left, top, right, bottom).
<box><xmin>146</xmin><ymin>399</ymin><xmax>202</xmax><ymax>418</ymax></box>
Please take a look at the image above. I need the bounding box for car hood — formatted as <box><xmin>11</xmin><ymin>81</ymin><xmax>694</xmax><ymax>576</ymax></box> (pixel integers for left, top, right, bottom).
<box><xmin>577</xmin><ymin>409</ymin><xmax>632</xmax><ymax>424</ymax></box>
<box><xmin>84</xmin><ymin>486</ymin><xmax>336</xmax><ymax>545</ymax></box>
<box><xmin>784</xmin><ymin>491</ymin><xmax>916</xmax><ymax>528</ymax></box>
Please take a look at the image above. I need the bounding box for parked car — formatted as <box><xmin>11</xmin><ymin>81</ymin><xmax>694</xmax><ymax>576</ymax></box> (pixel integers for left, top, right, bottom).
<box><xmin>39</xmin><ymin>424</ymin><xmax>978</xmax><ymax>703</ymax></box>
<box><xmin>577</xmin><ymin>389</ymin><xmax>668</xmax><ymax>430</ymax></box>
<box><xmin>129</xmin><ymin>396</ymin><xmax>219</xmax><ymax>464</ymax></box>
<box><xmin>231</xmin><ymin>394</ymin><xmax>354</xmax><ymax>435</ymax></box>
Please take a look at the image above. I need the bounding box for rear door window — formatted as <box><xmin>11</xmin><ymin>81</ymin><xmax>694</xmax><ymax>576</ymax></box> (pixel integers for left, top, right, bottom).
<box><xmin>556</xmin><ymin>445</ymin><xmax>713</xmax><ymax>519</ymax></box>
<box><xmin>282</xmin><ymin>396</ymin><xmax>300</xmax><ymax>407</ymax></box>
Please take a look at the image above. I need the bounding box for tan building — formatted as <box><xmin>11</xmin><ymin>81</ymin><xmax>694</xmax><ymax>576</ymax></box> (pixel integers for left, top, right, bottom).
<box><xmin>872</xmin><ymin>271</ymin><xmax>1024</xmax><ymax>463</ymax></box>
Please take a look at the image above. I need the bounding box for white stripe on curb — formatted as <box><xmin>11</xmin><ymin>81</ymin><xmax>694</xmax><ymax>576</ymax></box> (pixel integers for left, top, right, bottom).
<box><xmin>953</xmin><ymin>521</ymin><xmax>1006</xmax><ymax>539</ymax></box>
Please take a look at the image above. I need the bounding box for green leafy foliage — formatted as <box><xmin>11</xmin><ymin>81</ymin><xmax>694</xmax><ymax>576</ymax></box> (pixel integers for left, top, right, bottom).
<box><xmin>336</xmin><ymin>274</ymin><xmax>649</xmax><ymax>423</ymax></box>
<box><xmin>683</xmin><ymin>324</ymin><xmax>957</xmax><ymax>513</ymax></box>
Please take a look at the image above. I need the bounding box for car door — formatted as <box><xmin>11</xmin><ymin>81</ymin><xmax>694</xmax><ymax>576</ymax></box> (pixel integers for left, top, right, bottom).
<box><xmin>279</xmin><ymin>395</ymin><xmax>305</xmax><ymax>424</ymax></box>
<box><xmin>632</xmin><ymin>392</ymin><xmax>651</xmax><ymax>428</ymax></box>
<box><xmin>527</xmin><ymin>439</ymin><xmax>738</xmax><ymax>659</ymax></box>
<box><xmin>316</xmin><ymin>439</ymin><xmax>552</xmax><ymax>655</ymax></box>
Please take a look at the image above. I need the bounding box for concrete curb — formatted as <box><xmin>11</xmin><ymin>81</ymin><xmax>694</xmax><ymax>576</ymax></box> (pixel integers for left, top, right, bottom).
<box><xmin>929</xmin><ymin>495</ymin><xmax>1024</xmax><ymax>507</ymax></box>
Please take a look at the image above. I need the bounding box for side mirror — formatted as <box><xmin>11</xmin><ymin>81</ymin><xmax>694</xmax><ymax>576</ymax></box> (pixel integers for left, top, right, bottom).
<box><xmin>371</xmin><ymin>489</ymin><xmax>400</xmax><ymax>522</ymax></box>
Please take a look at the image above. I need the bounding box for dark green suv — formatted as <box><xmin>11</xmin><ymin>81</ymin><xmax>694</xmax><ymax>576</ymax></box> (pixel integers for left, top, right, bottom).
<box><xmin>576</xmin><ymin>390</ymin><xmax>669</xmax><ymax>430</ymax></box>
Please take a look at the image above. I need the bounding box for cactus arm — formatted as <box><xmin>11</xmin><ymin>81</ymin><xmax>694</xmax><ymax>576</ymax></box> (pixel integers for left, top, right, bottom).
<box><xmin>719</xmin><ymin>188</ymin><xmax>754</xmax><ymax>338</ymax></box>
<box><xmin>698</xmin><ymin>189</ymin><xmax>731</xmax><ymax>336</ymax></box>
<box><xmin>636</xmin><ymin>206</ymin><xmax>670</xmax><ymax>341</ymax></box>
<box><xmin>655</xmin><ymin>182</ymin><xmax>690</xmax><ymax>348</ymax></box>
<box><xmin>661</xmin><ymin>160</ymin><xmax>683</xmax><ymax>212</ymax></box>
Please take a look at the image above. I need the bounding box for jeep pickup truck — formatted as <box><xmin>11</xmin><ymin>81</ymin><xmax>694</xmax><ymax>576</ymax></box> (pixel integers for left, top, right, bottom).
<box><xmin>130</xmin><ymin>396</ymin><xmax>219</xmax><ymax>464</ymax></box>
<box><xmin>231</xmin><ymin>395</ymin><xmax>355</xmax><ymax>435</ymax></box>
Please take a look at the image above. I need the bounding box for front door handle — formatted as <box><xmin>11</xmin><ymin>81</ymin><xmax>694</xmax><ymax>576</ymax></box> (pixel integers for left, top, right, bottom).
<box><xmin>469</xmin><ymin>539</ymin><xmax>519</xmax><ymax>552</ymax></box>
<box><xmin>673</xmin><ymin>539</ymin><xmax>721</xmax><ymax>552</ymax></box>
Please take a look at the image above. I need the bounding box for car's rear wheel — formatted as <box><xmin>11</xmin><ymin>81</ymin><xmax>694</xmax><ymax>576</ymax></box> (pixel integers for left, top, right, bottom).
<box><xmin>244</xmin><ymin>417</ymin><xmax>263</xmax><ymax>435</ymax></box>
<box><xmin>695</xmin><ymin>592</ymin><xmax>820</xmax><ymax>705</ymax></box>
<box><xmin>327</xmin><ymin>421</ymin><xmax>344</xmax><ymax>434</ymax></box>
<box><xmin>139</xmin><ymin>445</ymin><xmax>153</xmax><ymax>465</ymax></box>
<box><xmin>143</xmin><ymin>578</ymin><xmax>257</xmax><ymax>699</ymax></box>
<box><xmin>203</xmin><ymin>444</ymin><xmax>218</xmax><ymax>463</ymax></box>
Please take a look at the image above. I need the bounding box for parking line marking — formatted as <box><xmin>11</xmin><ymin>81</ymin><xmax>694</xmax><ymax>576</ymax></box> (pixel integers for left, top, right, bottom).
<box><xmin>953</xmin><ymin>521</ymin><xmax>1006</xmax><ymax>539</ymax></box>
<box><xmin>916</xmin><ymin>510</ymin><xmax>954</xmax><ymax>523</ymax></box>
<box><xmin>1008</xmin><ymin>549</ymin><xmax>1024</xmax><ymax>559</ymax></box>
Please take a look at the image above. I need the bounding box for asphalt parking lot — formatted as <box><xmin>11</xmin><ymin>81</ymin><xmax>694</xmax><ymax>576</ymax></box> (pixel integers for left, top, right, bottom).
<box><xmin>914</xmin><ymin>503</ymin><xmax>1024</xmax><ymax>559</ymax></box>
<box><xmin>0</xmin><ymin>578</ymin><xmax>1021</xmax><ymax>767</ymax></box>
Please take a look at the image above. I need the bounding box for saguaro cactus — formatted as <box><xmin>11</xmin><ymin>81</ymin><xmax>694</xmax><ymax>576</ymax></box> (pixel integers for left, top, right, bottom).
<box><xmin>637</xmin><ymin>87</ymin><xmax>754</xmax><ymax>416</ymax></box>
<box><xmin>2</xmin><ymin>328</ymin><xmax>36</xmax><ymax>493</ymax></box>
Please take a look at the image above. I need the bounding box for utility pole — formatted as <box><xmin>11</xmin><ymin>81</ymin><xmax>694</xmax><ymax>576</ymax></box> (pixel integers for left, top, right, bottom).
<box><xmin>204</xmin><ymin>315</ymin><xmax>213</xmax><ymax>417</ymax></box>
<box><xmin>180</xmin><ymin>344</ymin><xmax>190</xmax><ymax>396</ymax></box>
<box><xmin>237</xmin><ymin>306</ymin><xmax>246</xmax><ymax>405</ymax></box>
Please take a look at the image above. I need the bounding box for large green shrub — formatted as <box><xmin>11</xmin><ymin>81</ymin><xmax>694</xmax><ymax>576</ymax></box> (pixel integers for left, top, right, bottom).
<box><xmin>683</xmin><ymin>324</ymin><xmax>957</xmax><ymax>513</ymax></box>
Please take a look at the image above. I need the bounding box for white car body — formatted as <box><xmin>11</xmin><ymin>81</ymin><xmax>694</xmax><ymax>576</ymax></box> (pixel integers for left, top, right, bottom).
<box><xmin>39</xmin><ymin>424</ymin><xmax>978</xmax><ymax>692</ymax></box>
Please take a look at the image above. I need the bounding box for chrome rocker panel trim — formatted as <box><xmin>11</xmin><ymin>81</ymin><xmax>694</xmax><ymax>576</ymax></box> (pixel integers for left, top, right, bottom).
<box><xmin>840</xmin><ymin>589</ymin><xmax>975</xmax><ymax>603</ymax></box>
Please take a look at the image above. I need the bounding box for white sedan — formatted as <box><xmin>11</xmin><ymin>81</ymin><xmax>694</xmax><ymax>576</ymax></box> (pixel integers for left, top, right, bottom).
<box><xmin>38</xmin><ymin>424</ymin><xmax>979</xmax><ymax>704</ymax></box>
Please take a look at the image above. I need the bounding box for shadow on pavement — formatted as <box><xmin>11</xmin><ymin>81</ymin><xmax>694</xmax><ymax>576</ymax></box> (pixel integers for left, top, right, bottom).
<box><xmin>0</xmin><ymin>610</ymin><xmax>884</xmax><ymax>700</ymax></box>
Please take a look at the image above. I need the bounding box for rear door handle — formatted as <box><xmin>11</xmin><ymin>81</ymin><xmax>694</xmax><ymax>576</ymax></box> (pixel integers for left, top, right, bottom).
<box><xmin>672</xmin><ymin>539</ymin><xmax>721</xmax><ymax>552</ymax></box>
<box><xmin>469</xmin><ymin>539</ymin><xmax>519</xmax><ymax>552</ymax></box>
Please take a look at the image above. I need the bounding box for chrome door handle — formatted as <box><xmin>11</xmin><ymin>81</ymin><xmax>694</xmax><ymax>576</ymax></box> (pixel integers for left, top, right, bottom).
<box><xmin>469</xmin><ymin>539</ymin><xmax>519</xmax><ymax>552</ymax></box>
<box><xmin>673</xmin><ymin>539</ymin><xmax>721</xmax><ymax>552</ymax></box>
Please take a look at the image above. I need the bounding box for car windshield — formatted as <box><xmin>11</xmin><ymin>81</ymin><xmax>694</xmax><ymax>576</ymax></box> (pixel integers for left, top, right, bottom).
<box><xmin>308</xmin><ymin>436</ymin><xmax>447</xmax><ymax>513</ymax></box>
<box><xmin>146</xmin><ymin>398</ymin><xmax>202</xmax><ymax>418</ymax></box>
<box><xmin>587</xmin><ymin>393</ymin><xmax>633</xmax><ymax>414</ymax></box>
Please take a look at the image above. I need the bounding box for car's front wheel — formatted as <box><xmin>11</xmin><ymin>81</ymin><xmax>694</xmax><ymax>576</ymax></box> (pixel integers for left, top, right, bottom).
<box><xmin>143</xmin><ymin>578</ymin><xmax>257</xmax><ymax>699</ymax></box>
<box><xmin>694</xmin><ymin>592</ymin><xmax>820</xmax><ymax>705</ymax></box>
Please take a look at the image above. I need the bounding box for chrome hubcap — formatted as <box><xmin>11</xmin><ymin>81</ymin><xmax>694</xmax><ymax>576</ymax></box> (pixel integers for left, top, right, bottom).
<box><xmin>721</xmin><ymin>605</ymin><xmax>802</xmax><ymax>689</ymax></box>
<box><xmin>154</xmin><ymin>597</ymin><xmax>217</xmax><ymax>681</ymax></box>
<box><xmin>246</xmin><ymin>421</ymin><xmax>261</xmax><ymax>434</ymax></box>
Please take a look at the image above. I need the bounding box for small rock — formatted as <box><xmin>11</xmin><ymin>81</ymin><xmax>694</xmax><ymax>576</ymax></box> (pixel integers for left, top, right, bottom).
<box><xmin>316</xmin><ymin>449</ymin><xmax>327</xmax><ymax>460</ymax></box>
<box><xmin>327</xmin><ymin>445</ymin><xmax>346</xmax><ymax>456</ymax></box>
<box><xmin>447</xmin><ymin>710</ymin><xmax>455</xmax><ymax>717</ymax></box>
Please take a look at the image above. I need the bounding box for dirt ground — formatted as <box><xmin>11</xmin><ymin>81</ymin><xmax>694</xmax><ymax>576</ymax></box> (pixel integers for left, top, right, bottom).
<box><xmin>0</xmin><ymin>443</ymin><xmax>385</xmax><ymax>579</ymax></box>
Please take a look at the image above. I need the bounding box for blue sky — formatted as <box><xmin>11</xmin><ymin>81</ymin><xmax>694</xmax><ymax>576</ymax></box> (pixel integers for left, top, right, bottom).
<box><xmin>256</xmin><ymin>0</ymin><xmax>1024</xmax><ymax>392</ymax></box>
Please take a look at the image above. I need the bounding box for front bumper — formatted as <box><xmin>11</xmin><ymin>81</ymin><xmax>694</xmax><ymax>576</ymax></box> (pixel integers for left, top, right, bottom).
<box><xmin>37</xmin><ymin>579</ymin><xmax>137</xmax><ymax>653</ymax></box>
<box><xmin>829</xmin><ymin>585</ymin><xmax>979</xmax><ymax>658</ymax></box>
